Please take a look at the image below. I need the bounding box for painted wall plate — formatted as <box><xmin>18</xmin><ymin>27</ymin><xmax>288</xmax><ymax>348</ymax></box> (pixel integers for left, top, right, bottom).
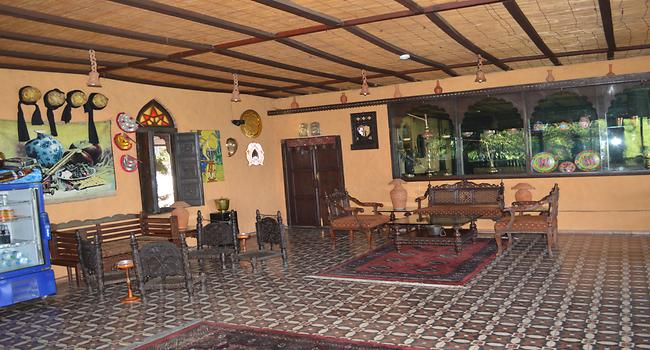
<box><xmin>246</xmin><ymin>142</ymin><xmax>264</xmax><ymax>166</ymax></box>
<box><xmin>240</xmin><ymin>109</ymin><xmax>262</xmax><ymax>138</ymax></box>
<box><xmin>120</xmin><ymin>154</ymin><xmax>138</xmax><ymax>172</ymax></box>
<box><xmin>116</xmin><ymin>112</ymin><xmax>138</xmax><ymax>132</ymax></box>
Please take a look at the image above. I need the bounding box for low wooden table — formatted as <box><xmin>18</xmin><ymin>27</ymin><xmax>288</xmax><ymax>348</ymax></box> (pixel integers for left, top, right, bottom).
<box><xmin>390</xmin><ymin>214</ymin><xmax>480</xmax><ymax>253</ymax></box>
<box><xmin>376</xmin><ymin>206</ymin><xmax>416</xmax><ymax>221</ymax></box>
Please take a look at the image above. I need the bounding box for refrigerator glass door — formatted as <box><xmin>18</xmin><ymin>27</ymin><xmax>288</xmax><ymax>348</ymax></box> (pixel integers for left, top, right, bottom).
<box><xmin>0</xmin><ymin>187</ymin><xmax>44</xmax><ymax>273</ymax></box>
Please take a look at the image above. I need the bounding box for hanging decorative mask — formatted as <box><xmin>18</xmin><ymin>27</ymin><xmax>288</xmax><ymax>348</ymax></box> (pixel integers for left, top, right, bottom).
<box><xmin>61</xmin><ymin>90</ymin><xmax>87</xmax><ymax>124</ymax></box>
<box><xmin>44</xmin><ymin>89</ymin><xmax>66</xmax><ymax>136</ymax></box>
<box><xmin>113</xmin><ymin>133</ymin><xmax>134</xmax><ymax>151</ymax></box>
<box><xmin>116</xmin><ymin>112</ymin><xmax>139</xmax><ymax>133</ymax></box>
<box><xmin>246</xmin><ymin>143</ymin><xmax>264</xmax><ymax>166</ymax></box>
<box><xmin>225</xmin><ymin>137</ymin><xmax>238</xmax><ymax>157</ymax></box>
<box><xmin>84</xmin><ymin>93</ymin><xmax>108</xmax><ymax>145</ymax></box>
<box><xmin>120</xmin><ymin>154</ymin><xmax>138</xmax><ymax>172</ymax></box>
<box><xmin>17</xmin><ymin>86</ymin><xmax>43</xmax><ymax>142</ymax></box>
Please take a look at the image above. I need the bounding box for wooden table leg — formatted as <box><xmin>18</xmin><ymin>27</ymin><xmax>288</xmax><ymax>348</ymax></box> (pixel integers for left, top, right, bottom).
<box><xmin>453</xmin><ymin>224</ymin><xmax>462</xmax><ymax>254</ymax></box>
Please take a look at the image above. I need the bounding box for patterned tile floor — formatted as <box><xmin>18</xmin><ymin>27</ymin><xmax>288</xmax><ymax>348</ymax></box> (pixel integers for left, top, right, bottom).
<box><xmin>0</xmin><ymin>229</ymin><xmax>649</xmax><ymax>349</ymax></box>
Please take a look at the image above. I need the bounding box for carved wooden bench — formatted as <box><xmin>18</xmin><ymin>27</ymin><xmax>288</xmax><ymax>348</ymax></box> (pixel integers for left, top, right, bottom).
<box><xmin>50</xmin><ymin>213</ymin><xmax>180</xmax><ymax>285</ymax></box>
<box><xmin>414</xmin><ymin>180</ymin><xmax>505</xmax><ymax>221</ymax></box>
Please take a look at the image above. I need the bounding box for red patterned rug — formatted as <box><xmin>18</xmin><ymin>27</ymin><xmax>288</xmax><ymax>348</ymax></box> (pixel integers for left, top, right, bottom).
<box><xmin>132</xmin><ymin>320</ymin><xmax>422</xmax><ymax>349</ymax></box>
<box><xmin>309</xmin><ymin>239</ymin><xmax>497</xmax><ymax>288</ymax></box>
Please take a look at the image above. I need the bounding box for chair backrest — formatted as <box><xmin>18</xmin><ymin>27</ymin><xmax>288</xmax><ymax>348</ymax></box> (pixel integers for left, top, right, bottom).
<box><xmin>130</xmin><ymin>233</ymin><xmax>188</xmax><ymax>280</ymax></box>
<box><xmin>196</xmin><ymin>210</ymin><xmax>237</xmax><ymax>249</ymax></box>
<box><xmin>255</xmin><ymin>210</ymin><xmax>286</xmax><ymax>250</ymax></box>
<box><xmin>325</xmin><ymin>189</ymin><xmax>351</xmax><ymax>220</ymax></box>
<box><xmin>75</xmin><ymin>230</ymin><xmax>102</xmax><ymax>276</ymax></box>
<box><xmin>548</xmin><ymin>184</ymin><xmax>560</xmax><ymax>226</ymax></box>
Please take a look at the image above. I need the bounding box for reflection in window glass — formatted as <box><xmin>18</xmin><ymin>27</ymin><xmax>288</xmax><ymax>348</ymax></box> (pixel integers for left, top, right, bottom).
<box><xmin>606</xmin><ymin>86</ymin><xmax>650</xmax><ymax>171</ymax></box>
<box><xmin>530</xmin><ymin>91</ymin><xmax>600</xmax><ymax>173</ymax></box>
<box><xmin>396</xmin><ymin>105</ymin><xmax>456</xmax><ymax>177</ymax></box>
<box><xmin>153</xmin><ymin>135</ymin><xmax>175</xmax><ymax>208</ymax></box>
<box><xmin>461</xmin><ymin>97</ymin><xmax>525</xmax><ymax>175</ymax></box>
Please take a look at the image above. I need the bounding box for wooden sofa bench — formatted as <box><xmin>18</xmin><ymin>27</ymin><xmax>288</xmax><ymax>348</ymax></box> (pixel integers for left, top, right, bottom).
<box><xmin>50</xmin><ymin>213</ymin><xmax>180</xmax><ymax>284</ymax></box>
<box><xmin>414</xmin><ymin>180</ymin><xmax>505</xmax><ymax>221</ymax></box>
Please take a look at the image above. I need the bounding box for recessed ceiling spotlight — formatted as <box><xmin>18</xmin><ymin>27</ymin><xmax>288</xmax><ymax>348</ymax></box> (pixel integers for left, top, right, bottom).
<box><xmin>399</xmin><ymin>53</ymin><xmax>411</xmax><ymax>60</ymax></box>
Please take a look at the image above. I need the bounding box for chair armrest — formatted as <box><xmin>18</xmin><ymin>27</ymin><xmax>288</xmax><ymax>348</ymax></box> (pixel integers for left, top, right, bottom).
<box><xmin>507</xmin><ymin>199</ymin><xmax>549</xmax><ymax>214</ymax></box>
<box><xmin>342</xmin><ymin>206</ymin><xmax>364</xmax><ymax>214</ymax></box>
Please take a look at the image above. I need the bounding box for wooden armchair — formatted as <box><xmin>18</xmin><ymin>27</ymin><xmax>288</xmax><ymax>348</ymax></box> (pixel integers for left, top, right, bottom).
<box><xmin>325</xmin><ymin>189</ymin><xmax>389</xmax><ymax>247</ymax></box>
<box><xmin>494</xmin><ymin>184</ymin><xmax>559</xmax><ymax>256</ymax></box>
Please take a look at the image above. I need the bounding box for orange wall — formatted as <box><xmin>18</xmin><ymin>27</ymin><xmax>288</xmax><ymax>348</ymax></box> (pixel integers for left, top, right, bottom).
<box><xmin>269</xmin><ymin>56</ymin><xmax>650</xmax><ymax>232</ymax></box>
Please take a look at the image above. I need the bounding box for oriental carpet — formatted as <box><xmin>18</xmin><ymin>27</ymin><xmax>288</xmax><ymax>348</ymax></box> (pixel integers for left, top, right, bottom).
<box><xmin>309</xmin><ymin>239</ymin><xmax>497</xmax><ymax>288</ymax></box>
<box><xmin>132</xmin><ymin>320</ymin><xmax>422</xmax><ymax>350</ymax></box>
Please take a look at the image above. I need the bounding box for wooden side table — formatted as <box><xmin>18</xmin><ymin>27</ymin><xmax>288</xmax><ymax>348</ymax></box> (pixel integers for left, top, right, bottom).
<box><xmin>237</xmin><ymin>233</ymin><xmax>250</xmax><ymax>252</ymax></box>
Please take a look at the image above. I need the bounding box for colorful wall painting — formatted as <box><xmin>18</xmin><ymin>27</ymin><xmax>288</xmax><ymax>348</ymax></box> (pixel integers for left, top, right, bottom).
<box><xmin>194</xmin><ymin>130</ymin><xmax>224</xmax><ymax>182</ymax></box>
<box><xmin>0</xmin><ymin>120</ymin><xmax>116</xmax><ymax>204</ymax></box>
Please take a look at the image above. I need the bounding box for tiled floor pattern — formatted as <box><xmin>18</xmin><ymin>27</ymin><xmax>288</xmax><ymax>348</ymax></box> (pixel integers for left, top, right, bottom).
<box><xmin>0</xmin><ymin>229</ymin><xmax>649</xmax><ymax>349</ymax></box>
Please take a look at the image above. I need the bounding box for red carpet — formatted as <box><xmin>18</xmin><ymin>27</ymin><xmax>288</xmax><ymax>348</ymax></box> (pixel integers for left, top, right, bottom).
<box><xmin>133</xmin><ymin>320</ymin><xmax>423</xmax><ymax>349</ymax></box>
<box><xmin>310</xmin><ymin>239</ymin><xmax>497</xmax><ymax>287</ymax></box>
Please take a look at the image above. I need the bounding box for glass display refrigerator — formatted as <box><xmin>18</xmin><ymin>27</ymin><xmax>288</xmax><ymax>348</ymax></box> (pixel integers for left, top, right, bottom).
<box><xmin>0</xmin><ymin>168</ymin><xmax>56</xmax><ymax>307</ymax></box>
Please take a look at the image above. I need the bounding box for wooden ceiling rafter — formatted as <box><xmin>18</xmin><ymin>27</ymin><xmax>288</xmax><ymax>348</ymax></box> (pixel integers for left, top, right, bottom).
<box><xmin>392</xmin><ymin>0</ymin><xmax>511</xmax><ymax>71</ymax></box>
<box><xmin>0</xmin><ymin>49</ymin><xmax>127</xmax><ymax>68</ymax></box>
<box><xmin>597</xmin><ymin>0</ymin><xmax>616</xmax><ymax>60</ymax></box>
<box><xmin>250</xmin><ymin>0</ymin><xmax>456</xmax><ymax>78</ymax></box>
<box><xmin>502</xmin><ymin>0</ymin><xmax>561</xmax><ymax>66</ymax></box>
<box><xmin>109</xmin><ymin>0</ymin><xmax>414</xmax><ymax>83</ymax></box>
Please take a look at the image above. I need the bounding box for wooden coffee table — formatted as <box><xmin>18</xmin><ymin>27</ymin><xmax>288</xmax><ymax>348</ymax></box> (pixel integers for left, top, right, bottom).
<box><xmin>390</xmin><ymin>214</ymin><xmax>480</xmax><ymax>253</ymax></box>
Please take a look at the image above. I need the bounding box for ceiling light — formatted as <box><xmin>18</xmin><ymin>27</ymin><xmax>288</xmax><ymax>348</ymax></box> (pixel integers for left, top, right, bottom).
<box><xmin>393</xmin><ymin>85</ymin><xmax>402</xmax><ymax>98</ymax></box>
<box><xmin>360</xmin><ymin>69</ymin><xmax>370</xmax><ymax>96</ymax></box>
<box><xmin>340</xmin><ymin>92</ymin><xmax>348</xmax><ymax>103</ymax></box>
<box><xmin>399</xmin><ymin>53</ymin><xmax>411</xmax><ymax>60</ymax></box>
<box><xmin>475</xmin><ymin>54</ymin><xmax>486</xmax><ymax>83</ymax></box>
<box><xmin>86</xmin><ymin>49</ymin><xmax>101</xmax><ymax>87</ymax></box>
<box><xmin>290</xmin><ymin>96</ymin><xmax>299</xmax><ymax>109</ymax></box>
<box><xmin>231</xmin><ymin>73</ymin><xmax>241</xmax><ymax>102</ymax></box>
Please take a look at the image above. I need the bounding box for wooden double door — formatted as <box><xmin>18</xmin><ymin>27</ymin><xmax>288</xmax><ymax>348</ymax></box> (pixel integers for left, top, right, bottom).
<box><xmin>282</xmin><ymin>136</ymin><xmax>345</xmax><ymax>227</ymax></box>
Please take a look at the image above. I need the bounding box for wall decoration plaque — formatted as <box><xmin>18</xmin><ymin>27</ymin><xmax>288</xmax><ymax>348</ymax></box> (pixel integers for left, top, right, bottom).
<box><xmin>225</xmin><ymin>137</ymin><xmax>238</xmax><ymax>157</ymax></box>
<box><xmin>575</xmin><ymin>150</ymin><xmax>600</xmax><ymax>171</ymax></box>
<box><xmin>193</xmin><ymin>130</ymin><xmax>224</xmax><ymax>182</ymax></box>
<box><xmin>246</xmin><ymin>143</ymin><xmax>264</xmax><ymax>166</ymax></box>
<box><xmin>350</xmin><ymin>111</ymin><xmax>378</xmax><ymax>150</ymax></box>
<box><xmin>531</xmin><ymin>152</ymin><xmax>558</xmax><ymax>173</ymax></box>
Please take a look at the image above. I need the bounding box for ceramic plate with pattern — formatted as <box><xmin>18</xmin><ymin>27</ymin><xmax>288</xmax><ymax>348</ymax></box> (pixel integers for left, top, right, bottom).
<box><xmin>575</xmin><ymin>150</ymin><xmax>600</xmax><ymax>171</ymax></box>
<box><xmin>531</xmin><ymin>152</ymin><xmax>558</xmax><ymax>173</ymax></box>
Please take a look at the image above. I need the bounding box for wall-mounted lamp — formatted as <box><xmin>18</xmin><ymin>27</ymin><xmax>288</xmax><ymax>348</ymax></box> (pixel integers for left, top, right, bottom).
<box><xmin>231</xmin><ymin>119</ymin><xmax>245</xmax><ymax>126</ymax></box>
<box><xmin>86</xmin><ymin>49</ymin><xmax>101</xmax><ymax>87</ymax></box>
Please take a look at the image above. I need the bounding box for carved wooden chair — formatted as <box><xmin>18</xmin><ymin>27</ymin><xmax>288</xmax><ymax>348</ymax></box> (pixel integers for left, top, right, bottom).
<box><xmin>190</xmin><ymin>210</ymin><xmax>239</xmax><ymax>269</ymax></box>
<box><xmin>494</xmin><ymin>184</ymin><xmax>560</xmax><ymax>256</ymax></box>
<box><xmin>239</xmin><ymin>210</ymin><xmax>288</xmax><ymax>272</ymax></box>
<box><xmin>325</xmin><ymin>189</ymin><xmax>390</xmax><ymax>247</ymax></box>
<box><xmin>130</xmin><ymin>233</ymin><xmax>196</xmax><ymax>301</ymax></box>
<box><xmin>75</xmin><ymin>231</ymin><xmax>124</xmax><ymax>297</ymax></box>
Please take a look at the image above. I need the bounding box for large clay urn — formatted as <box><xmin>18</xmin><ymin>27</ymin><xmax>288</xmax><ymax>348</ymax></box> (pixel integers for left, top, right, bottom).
<box><xmin>389</xmin><ymin>179</ymin><xmax>408</xmax><ymax>210</ymax></box>
<box><xmin>512</xmin><ymin>183</ymin><xmax>535</xmax><ymax>202</ymax></box>
<box><xmin>170</xmin><ymin>201</ymin><xmax>190</xmax><ymax>230</ymax></box>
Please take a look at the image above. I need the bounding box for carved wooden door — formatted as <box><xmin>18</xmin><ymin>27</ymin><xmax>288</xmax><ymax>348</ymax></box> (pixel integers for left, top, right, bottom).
<box><xmin>282</xmin><ymin>136</ymin><xmax>345</xmax><ymax>227</ymax></box>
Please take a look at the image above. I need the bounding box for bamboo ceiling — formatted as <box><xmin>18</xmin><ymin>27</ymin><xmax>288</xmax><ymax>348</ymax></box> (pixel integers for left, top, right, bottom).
<box><xmin>0</xmin><ymin>0</ymin><xmax>647</xmax><ymax>98</ymax></box>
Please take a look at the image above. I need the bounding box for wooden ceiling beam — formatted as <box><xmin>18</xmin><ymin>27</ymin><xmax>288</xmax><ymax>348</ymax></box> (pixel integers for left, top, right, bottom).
<box><xmin>597</xmin><ymin>0</ymin><xmax>616</xmax><ymax>60</ymax></box>
<box><xmin>343</xmin><ymin>27</ymin><xmax>459</xmax><ymax>77</ymax></box>
<box><xmin>251</xmin><ymin>0</ymin><xmax>342</xmax><ymax>26</ymax></box>
<box><xmin>113</xmin><ymin>0</ymin><xmax>413</xmax><ymax>82</ymax></box>
<box><xmin>502</xmin><ymin>1</ymin><xmax>561</xmax><ymax>66</ymax></box>
<box><xmin>0</xmin><ymin>4</ymin><xmax>212</xmax><ymax>51</ymax></box>
<box><xmin>0</xmin><ymin>49</ymin><xmax>127</xmax><ymax>68</ymax></box>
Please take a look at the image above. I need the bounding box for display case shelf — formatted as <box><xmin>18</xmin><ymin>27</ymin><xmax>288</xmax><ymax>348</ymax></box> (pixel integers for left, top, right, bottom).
<box><xmin>0</xmin><ymin>215</ymin><xmax>31</xmax><ymax>223</ymax></box>
<box><xmin>6</xmin><ymin>200</ymin><xmax>32</xmax><ymax>206</ymax></box>
<box><xmin>0</xmin><ymin>239</ymin><xmax>36</xmax><ymax>250</ymax></box>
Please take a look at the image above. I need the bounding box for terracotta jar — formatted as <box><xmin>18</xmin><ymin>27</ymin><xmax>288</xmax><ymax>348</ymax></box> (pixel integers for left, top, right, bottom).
<box><xmin>512</xmin><ymin>183</ymin><xmax>535</xmax><ymax>202</ymax></box>
<box><xmin>389</xmin><ymin>179</ymin><xmax>407</xmax><ymax>210</ymax></box>
<box><xmin>170</xmin><ymin>201</ymin><xmax>190</xmax><ymax>230</ymax></box>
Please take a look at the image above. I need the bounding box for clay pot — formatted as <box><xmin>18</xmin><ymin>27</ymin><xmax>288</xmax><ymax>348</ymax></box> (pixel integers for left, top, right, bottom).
<box><xmin>512</xmin><ymin>183</ymin><xmax>535</xmax><ymax>202</ymax></box>
<box><xmin>216</xmin><ymin>198</ymin><xmax>230</xmax><ymax>212</ymax></box>
<box><xmin>389</xmin><ymin>179</ymin><xmax>407</xmax><ymax>210</ymax></box>
<box><xmin>170</xmin><ymin>201</ymin><xmax>190</xmax><ymax>230</ymax></box>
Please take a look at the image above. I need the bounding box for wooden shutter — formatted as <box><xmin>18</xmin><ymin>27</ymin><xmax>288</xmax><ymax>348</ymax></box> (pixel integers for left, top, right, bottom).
<box><xmin>136</xmin><ymin>130</ymin><xmax>158</xmax><ymax>213</ymax></box>
<box><xmin>172</xmin><ymin>132</ymin><xmax>204</xmax><ymax>206</ymax></box>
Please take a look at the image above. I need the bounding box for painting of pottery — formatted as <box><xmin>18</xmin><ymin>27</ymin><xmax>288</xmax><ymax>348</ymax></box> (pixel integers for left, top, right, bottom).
<box><xmin>194</xmin><ymin>130</ymin><xmax>224</xmax><ymax>182</ymax></box>
<box><xmin>0</xmin><ymin>120</ymin><xmax>116</xmax><ymax>204</ymax></box>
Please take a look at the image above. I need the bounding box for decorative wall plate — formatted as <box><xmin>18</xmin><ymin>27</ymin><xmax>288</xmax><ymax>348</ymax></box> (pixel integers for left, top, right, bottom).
<box><xmin>531</xmin><ymin>152</ymin><xmax>558</xmax><ymax>173</ymax></box>
<box><xmin>116</xmin><ymin>112</ymin><xmax>138</xmax><ymax>132</ymax></box>
<box><xmin>575</xmin><ymin>150</ymin><xmax>600</xmax><ymax>171</ymax></box>
<box><xmin>120</xmin><ymin>154</ymin><xmax>138</xmax><ymax>172</ymax></box>
<box><xmin>113</xmin><ymin>132</ymin><xmax>134</xmax><ymax>151</ymax></box>
<box><xmin>246</xmin><ymin>143</ymin><xmax>264</xmax><ymax>166</ymax></box>
<box><xmin>558</xmin><ymin>161</ymin><xmax>576</xmax><ymax>173</ymax></box>
<box><xmin>239</xmin><ymin>109</ymin><xmax>262</xmax><ymax>138</ymax></box>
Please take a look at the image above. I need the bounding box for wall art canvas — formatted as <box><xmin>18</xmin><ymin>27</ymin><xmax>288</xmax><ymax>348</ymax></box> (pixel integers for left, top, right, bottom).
<box><xmin>194</xmin><ymin>130</ymin><xmax>224</xmax><ymax>182</ymax></box>
<box><xmin>0</xmin><ymin>120</ymin><xmax>116</xmax><ymax>204</ymax></box>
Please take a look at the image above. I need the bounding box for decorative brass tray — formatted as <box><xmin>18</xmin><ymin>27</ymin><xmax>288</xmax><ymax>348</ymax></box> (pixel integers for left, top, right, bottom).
<box><xmin>240</xmin><ymin>109</ymin><xmax>262</xmax><ymax>138</ymax></box>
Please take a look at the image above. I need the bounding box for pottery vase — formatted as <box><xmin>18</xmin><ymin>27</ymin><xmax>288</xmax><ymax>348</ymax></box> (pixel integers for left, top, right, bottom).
<box><xmin>170</xmin><ymin>201</ymin><xmax>190</xmax><ymax>230</ymax></box>
<box><xmin>512</xmin><ymin>183</ymin><xmax>535</xmax><ymax>202</ymax></box>
<box><xmin>24</xmin><ymin>131</ymin><xmax>63</xmax><ymax>168</ymax></box>
<box><xmin>216</xmin><ymin>198</ymin><xmax>230</xmax><ymax>212</ymax></box>
<box><xmin>389</xmin><ymin>179</ymin><xmax>407</xmax><ymax>210</ymax></box>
